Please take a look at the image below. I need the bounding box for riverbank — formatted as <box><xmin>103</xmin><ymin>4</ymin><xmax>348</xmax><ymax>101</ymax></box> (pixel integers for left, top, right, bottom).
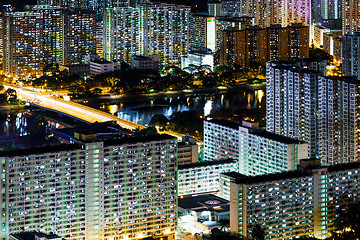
<box><xmin>74</xmin><ymin>83</ymin><xmax>266</xmax><ymax>101</ymax></box>
<box><xmin>0</xmin><ymin>104</ymin><xmax>25</xmax><ymax>110</ymax></box>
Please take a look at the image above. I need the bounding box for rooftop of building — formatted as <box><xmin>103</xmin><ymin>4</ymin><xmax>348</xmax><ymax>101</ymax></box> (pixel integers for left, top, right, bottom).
<box><xmin>189</xmin><ymin>48</ymin><xmax>213</xmax><ymax>55</ymax></box>
<box><xmin>0</xmin><ymin>144</ymin><xmax>82</xmax><ymax>158</ymax></box>
<box><xmin>225</xmin><ymin>161</ymin><xmax>360</xmax><ymax>185</ymax></box>
<box><xmin>0</xmin><ymin>131</ymin><xmax>175</xmax><ymax>157</ymax></box>
<box><xmin>90</xmin><ymin>59</ymin><xmax>113</xmax><ymax>64</ymax></box>
<box><xmin>11</xmin><ymin>232</ymin><xmax>63</xmax><ymax>240</ymax></box>
<box><xmin>250</xmin><ymin>130</ymin><xmax>303</xmax><ymax>144</ymax></box>
<box><xmin>178</xmin><ymin>158</ymin><xmax>236</xmax><ymax>170</ymax></box>
<box><xmin>131</xmin><ymin>55</ymin><xmax>153</xmax><ymax>61</ymax></box>
<box><xmin>178</xmin><ymin>194</ymin><xmax>229</xmax><ymax>212</ymax></box>
<box><xmin>206</xmin><ymin>119</ymin><xmax>301</xmax><ymax>144</ymax></box>
<box><xmin>217</xmin><ymin>16</ymin><xmax>253</xmax><ymax>22</ymax></box>
<box><xmin>230</xmin><ymin>170</ymin><xmax>309</xmax><ymax>185</ymax></box>
<box><xmin>53</xmin><ymin>122</ymin><xmax>129</xmax><ymax>141</ymax></box>
<box><xmin>103</xmin><ymin>133</ymin><xmax>176</xmax><ymax>147</ymax></box>
<box><xmin>206</xmin><ymin>119</ymin><xmax>241</xmax><ymax>130</ymax></box>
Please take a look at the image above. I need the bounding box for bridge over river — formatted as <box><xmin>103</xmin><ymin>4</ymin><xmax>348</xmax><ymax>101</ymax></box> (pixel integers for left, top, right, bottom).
<box><xmin>4</xmin><ymin>85</ymin><xmax>146</xmax><ymax>130</ymax></box>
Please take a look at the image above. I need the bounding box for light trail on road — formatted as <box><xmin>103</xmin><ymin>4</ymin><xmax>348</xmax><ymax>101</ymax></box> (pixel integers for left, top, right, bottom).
<box><xmin>4</xmin><ymin>85</ymin><xmax>146</xmax><ymax>130</ymax></box>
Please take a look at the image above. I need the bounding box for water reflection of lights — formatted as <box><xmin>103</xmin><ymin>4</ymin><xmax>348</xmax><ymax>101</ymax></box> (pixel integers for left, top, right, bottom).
<box><xmin>108</xmin><ymin>104</ymin><xmax>119</xmax><ymax>115</ymax></box>
<box><xmin>204</xmin><ymin>100</ymin><xmax>213</xmax><ymax>116</ymax></box>
<box><xmin>257</xmin><ymin>90</ymin><xmax>264</xmax><ymax>103</ymax></box>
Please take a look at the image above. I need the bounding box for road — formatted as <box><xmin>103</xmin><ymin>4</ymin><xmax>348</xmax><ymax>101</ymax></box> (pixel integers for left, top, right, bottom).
<box><xmin>4</xmin><ymin>85</ymin><xmax>146</xmax><ymax>130</ymax></box>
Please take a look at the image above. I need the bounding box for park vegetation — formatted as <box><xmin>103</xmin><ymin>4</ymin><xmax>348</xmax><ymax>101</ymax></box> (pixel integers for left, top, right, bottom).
<box><xmin>5</xmin><ymin>63</ymin><xmax>265</xmax><ymax>97</ymax></box>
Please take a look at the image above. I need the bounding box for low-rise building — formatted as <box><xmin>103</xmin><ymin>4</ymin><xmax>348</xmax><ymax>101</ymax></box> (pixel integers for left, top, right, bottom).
<box><xmin>178</xmin><ymin>194</ymin><xmax>230</xmax><ymax>234</ymax></box>
<box><xmin>178</xmin><ymin>136</ymin><xmax>198</xmax><ymax>165</ymax></box>
<box><xmin>10</xmin><ymin>232</ymin><xmax>63</xmax><ymax>240</ymax></box>
<box><xmin>181</xmin><ymin>48</ymin><xmax>214</xmax><ymax>71</ymax></box>
<box><xmin>130</xmin><ymin>55</ymin><xmax>160</xmax><ymax>71</ymax></box>
<box><xmin>59</xmin><ymin>64</ymin><xmax>90</xmax><ymax>79</ymax></box>
<box><xmin>178</xmin><ymin>159</ymin><xmax>237</xmax><ymax>196</ymax></box>
<box><xmin>89</xmin><ymin>59</ymin><xmax>114</xmax><ymax>75</ymax></box>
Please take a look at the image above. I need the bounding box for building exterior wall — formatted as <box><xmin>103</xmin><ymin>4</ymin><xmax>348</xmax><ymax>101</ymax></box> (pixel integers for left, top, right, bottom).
<box><xmin>342</xmin><ymin>33</ymin><xmax>360</xmax><ymax>80</ymax></box>
<box><xmin>104</xmin><ymin>4</ymin><xmax>190</xmax><ymax>66</ymax></box>
<box><xmin>266</xmin><ymin>61</ymin><xmax>325</xmax><ymax>158</ymax></box>
<box><xmin>177</xmin><ymin>160</ymin><xmax>237</xmax><ymax>196</ymax></box>
<box><xmin>229</xmin><ymin>163</ymin><xmax>360</xmax><ymax>239</ymax></box>
<box><xmin>318</xmin><ymin>76</ymin><xmax>360</xmax><ymax>165</ymax></box>
<box><xmin>3</xmin><ymin>12</ymin><xmax>44</xmax><ymax>77</ymax></box>
<box><xmin>343</xmin><ymin>0</ymin><xmax>360</xmax><ymax>35</ymax></box>
<box><xmin>0</xmin><ymin>135</ymin><xmax>177</xmax><ymax>240</ymax></box>
<box><xmin>221</xmin><ymin>25</ymin><xmax>309</xmax><ymax>67</ymax></box>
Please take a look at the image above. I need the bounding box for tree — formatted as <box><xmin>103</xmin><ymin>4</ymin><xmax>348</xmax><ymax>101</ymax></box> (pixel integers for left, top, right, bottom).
<box><xmin>219</xmin><ymin>219</ymin><xmax>230</xmax><ymax>232</ymax></box>
<box><xmin>251</xmin><ymin>224</ymin><xmax>265</xmax><ymax>240</ymax></box>
<box><xmin>92</xmin><ymin>88</ymin><xmax>103</xmax><ymax>95</ymax></box>
<box><xmin>4</xmin><ymin>88</ymin><xmax>17</xmax><ymax>101</ymax></box>
<box><xmin>333</xmin><ymin>201</ymin><xmax>360</xmax><ymax>237</ymax></box>
<box><xmin>149</xmin><ymin>114</ymin><xmax>169</xmax><ymax>130</ymax></box>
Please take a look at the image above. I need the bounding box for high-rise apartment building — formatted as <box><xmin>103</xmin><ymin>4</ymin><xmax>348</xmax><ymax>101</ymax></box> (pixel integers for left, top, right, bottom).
<box><xmin>95</xmin><ymin>20</ymin><xmax>104</xmax><ymax>57</ymax></box>
<box><xmin>0</xmin><ymin>134</ymin><xmax>177</xmax><ymax>240</ymax></box>
<box><xmin>218</xmin><ymin>0</ymin><xmax>311</xmax><ymax>27</ymax></box>
<box><xmin>318</xmin><ymin>76</ymin><xmax>360</xmax><ymax>165</ymax></box>
<box><xmin>28</xmin><ymin>5</ymin><xmax>64</xmax><ymax>66</ymax></box>
<box><xmin>140</xmin><ymin>3</ymin><xmax>190</xmax><ymax>66</ymax></box>
<box><xmin>342</xmin><ymin>32</ymin><xmax>360</xmax><ymax>80</ymax></box>
<box><xmin>229</xmin><ymin>160</ymin><xmax>360</xmax><ymax>239</ymax></box>
<box><xmin>104</xmin><ymin>3</ymin><xmax>190</xmax><ymax>66</ymax></box>
<box><xmin>189</xmin><ymin>14</ymin><xmax>252</xmax><ymax>52</ymax></box>
<box><xmin>63</xmin><ymin>9</ymin><xmax>96</xmax><ymax>65</ymax></box>
<box><xmin>266</xmin><ymin>60</ymin><xmax>326</xmax><ymax>158</ymax></box>
<box><xmin>2</xmin><ymin>7</ymin><xmax>96</xmax><ymax>76</ymax></box>
<box><xmin>37</xmin><ymin>0</ymin><xmax>85</xmax><ymax>8</ymax></box>
<box><xmin>103</xmin><ymin>7</ymin><xmax>141</xmax><ymax>63</ymax></box>
<box><xmin>204</xmin><ymin>119</ymin><xmax>308</xmax><ymax>176</ymax></box>
<box><xmin>221</xmin><ymin>24</ymin><xmax>309</xmax><ymax>67</ymax></box>
<box><xmin>343</xmin><ymin>0</ymin><xmax>360</xmax><ymax>34</ymax></box>
<box><xmin>190</xmin><ymin>14</ymin><xmax>216</xmax><ymax>51</ymax></box>
<box><xmin>2</xmin><ymin>12</ymin><xmax>44</xmax><ymax>78</ymax></box>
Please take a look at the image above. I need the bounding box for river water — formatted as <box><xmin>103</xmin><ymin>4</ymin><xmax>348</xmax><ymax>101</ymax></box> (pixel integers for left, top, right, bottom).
<box><xmin>0</xmin><ymin>84</ymin><xmax>265</xmax><ymax>138</ymax></box>
<box><xmin>76</xmin><ymin>84</ymin><xmax>266</xmax><ymax>126</ymax></box>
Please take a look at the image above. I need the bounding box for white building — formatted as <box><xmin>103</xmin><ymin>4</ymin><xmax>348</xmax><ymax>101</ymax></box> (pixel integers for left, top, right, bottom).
<box><xmin>318</xmin><ymin>75</ymin><xmax>360</xmax><ymax>165</ymax></box>
<box><xmin>266</xmin><ymin>60</ymin><xmax>326</xmax><ymax>158</ymax></box>
<box><xmin>90</xmin><ymin>59</ymin><xmax>114</xmax><ymax>75</ymax></box>
<box><xmin>0</xmin><ymin>134</ymin><xmax>177</xmax><ymax>240</ymax></box>
<box><xmin>178</xmin><ymin>159</ymin><xmax>237</xmax><ymax>196</ymax></box>
<box><xmin>204</xmin><ymin>119</ymin><xmax>308</xmax><ymax>176</ymax></box>
<box><xmin>181</xmin><ymin>48</ymin><xmax>214</xmax><ymax>71</ymax></box>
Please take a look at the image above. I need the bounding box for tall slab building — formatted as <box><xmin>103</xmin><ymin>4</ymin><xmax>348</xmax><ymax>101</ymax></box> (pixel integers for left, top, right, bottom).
<box><xmin>104</xmin><ymin>3</ymin><xmax>190</xmax><ymax>66</ymax></box>
<box><xmin>342</xmin><ymin>33</ymin><xmax>360</xmax><ymax>80</ymax></box>
<box><xmin>0</xmin><ymin>134</ymin><xmax>177</xmax><ymax>240</ymax></box>
<box><xmin>266</xmin><ymin>60</ymin><xmax>326</xmax><ymax>158</ymax></box>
